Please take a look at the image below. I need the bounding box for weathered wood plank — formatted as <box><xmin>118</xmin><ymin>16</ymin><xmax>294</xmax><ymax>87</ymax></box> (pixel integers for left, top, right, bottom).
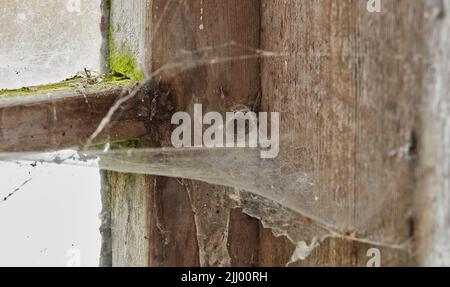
<box><xmin>104</xmin><ymin>0</ymin><xmax>433</xmax><ymax>267</ymax></box>
<box><xmin>416</xmin><ymin>0</ymin><xmax>450</xmax><ymax>267</ymax></box>
<box><xmin>109</xmin><ymin>171</ymin><xmax>151</xmax><ymax>267</ymax></box>
<box><xmin>259</xmin><ymin>0</ymin><xmax>423</xmax><ymax>266</ymax></box>
<box><xmin>0</xmin><ymin>86</ymin><xmax>149</xmax><ymax>152</ymax></box>
<box><xmin>104</xmin><ymin>0</ymin><xmax>154</xmax><ymax>267</ymax></box>
<box><xmin>143</xmin><ymin>0</ymin><xmax>262</xmax><ymax>267</ymax></box>
<box><xmin>3</xmin><ymin>0</ymin><xmax>436</xmax><ymax>268</ymax></box>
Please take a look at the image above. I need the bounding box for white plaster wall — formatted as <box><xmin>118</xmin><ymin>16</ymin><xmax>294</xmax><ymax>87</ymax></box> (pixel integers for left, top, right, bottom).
<box><xmin>0</xmin><ymin>0</ymin><xmax>103</xmax><ymax>89</ymax></box>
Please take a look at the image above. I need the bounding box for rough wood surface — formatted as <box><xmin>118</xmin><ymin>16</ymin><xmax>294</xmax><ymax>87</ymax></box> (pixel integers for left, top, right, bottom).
<box><xmin>105</xmin><ymin>0</ymin><xmax>154</xmax><ymax>267</ymax></box>
<box><xmin>2</xmin><ymin>0</ymin><xmax>446</xmax><ymax>267</ymax></box>
<box><xmin>0</xmin><ymin>87</ymin><xmax>149</xmax><ymax>152</ymax></box>
<box><xmin>108</xmin><ymin>172</ymin><xmax>151</xmax><ymax>266</ymax></box>
<box><xmin>145</xmin><ymin>0</ymin><xmax>262</xmax><ymax>267</ymax></box>
<box><xmin>104</xmin><ymin>0</ymin><xmax>446</xmax><ymax>267</ymax></box>
<box><xmin>416</xmin><ymin>0</ymin><xmax>450</xmax><ymax>267</ymax></box>
<box><xmin>259</xmin><ymin>0</ymin><xmax>423</xmax><ymax>266</ymax></box>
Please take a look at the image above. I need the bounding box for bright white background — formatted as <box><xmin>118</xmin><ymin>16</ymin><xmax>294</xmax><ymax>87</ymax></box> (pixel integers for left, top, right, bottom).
<box><xmin>0</xmin><ymin>161</ymin><xmax>101</xmax><ymax>267</ymax></box>
<box><xmin>0</xmin><ymin>0</ymin><xmax>104</xmax><ymax>267</ymax></box>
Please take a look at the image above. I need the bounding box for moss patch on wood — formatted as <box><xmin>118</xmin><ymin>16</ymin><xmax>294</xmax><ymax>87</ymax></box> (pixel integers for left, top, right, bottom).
<box><xmin>0</xmin><ymin>75</ymin><xmax>133</xmax><ymax>98</ymax></box>
<box><xmin>109</xmin><ymin>46</ymin><xmax>144</xmax><ymax>81</ymax></box>
<box><xmin>107</xmin><ymin>6</ymin><xmax>144</xmax><ymax>81</ymax></box>
<box><xmin>110</xmin><ymin>137</ymin><xmax>148</xmax><ymax>149</ymax></box>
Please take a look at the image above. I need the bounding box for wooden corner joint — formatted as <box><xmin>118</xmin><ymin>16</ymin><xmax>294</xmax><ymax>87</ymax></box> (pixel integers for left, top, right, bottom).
<box><xmin>0</xmin><ymin>85</ymin><xmax>154</xmax><ymax>152</ymax></box>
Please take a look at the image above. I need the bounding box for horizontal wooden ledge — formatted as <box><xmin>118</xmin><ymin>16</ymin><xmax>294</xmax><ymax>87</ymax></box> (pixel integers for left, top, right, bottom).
<box><xmin>0</xmin><ymin>86</ymin><xmax>150</xmax><ymax>152</ymax></box>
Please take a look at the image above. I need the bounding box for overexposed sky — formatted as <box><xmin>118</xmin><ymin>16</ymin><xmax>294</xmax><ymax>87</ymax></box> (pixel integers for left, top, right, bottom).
<box><xmin>0</xmin><ymin>161</ymin><xmax>102</xmax><ymax>267</ymax></box>
<box><xmin>0</xmin><ymin>0</ymin><xmax>104</xmax><ymax>266</ymax></box>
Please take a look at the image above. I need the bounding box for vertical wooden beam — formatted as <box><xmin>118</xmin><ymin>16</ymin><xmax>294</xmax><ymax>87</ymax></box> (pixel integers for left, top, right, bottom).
<box><xmin>146</xmin><ymin>0</ymin><xmax>262</xmax><ymax>267</ymax></box>
<box><xmin>103</xmin><ymin>0</ymin><xmax>263</xmax><ymax>267</ymax></box>
<box><xmin>416</xmin><ymin>0</ymin><xmax>450</xmax><ymax>266</ymax></box>
<box><xmin>259</xmin><ymin>0</ymin><xmax>423</xmax><ymax>266</ymax></box>
<box><xmin>105</xmin><ymin>0</ymin><xmax>432</xmax><ymax>267</ymax></box>
<box><xmin>103</xmin><ymin>0</ymin><xmax>152</xmax><ymax>267</ymax></box>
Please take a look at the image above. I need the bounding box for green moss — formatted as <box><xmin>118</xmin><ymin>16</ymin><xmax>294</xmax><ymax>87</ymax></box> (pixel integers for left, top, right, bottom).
<box><xmin>103</xmin><ymin>0</ymin><xmax>111</xmax><ymax>10</ymax></box>
<box><xmin>111</xmin><ymin>138</ymin><xmax>147</xmax><ymax>149</ymax></box>
<box><xmin>109</xmin><ymin>45</ymin><xmax>144</xmax><ymax>81</ymax></box>
<box><xmin>109</xmin><ymin>137</ymin><xmax>148</xmax><ymax>149</ymax></box>
<box><xmin>99</xmin><ymin>137</ymin><xmax>148</xmax><ymax>210</ymax></box>
<box><xmin>0</xmin><ymin>75</ymin><xmax>133</xmax><ymax>98</ymax></box>
<box><xmin>0</xmin><ymin>77</ymin><xmax>80</xmax><ymax>97</ymax></box>
<box><xmin>108</xmin><ymin>12</ymin><xmax>144</xmax><ymax>81</ymax></box>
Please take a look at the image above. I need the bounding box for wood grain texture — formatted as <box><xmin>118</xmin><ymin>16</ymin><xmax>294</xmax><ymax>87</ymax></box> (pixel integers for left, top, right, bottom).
<box><xmin>0</xmin><ymin>87</ymin><xmax>149</xmax><ymax>152</ymax></box>
<box><xmin>109</xmin><ymin>172</ymin><xmax>151</xmax><ymax>267</ymax></box>
<box><xmin>103</xmin><ymin>0</ymin><xmax>441</xmax><ymax>267</ymax></box>
<box><xmin>146</xmin><ymin>0</ymin><xmax>262</xmax><ymax>267</ymax></box>
<box><xmin>105</xmin><ymin>0</ymin><xmax>154</xmax><ymax>267</ymax></box>
<box><xmin>416</xmin><ymin>0</ymin><xmax>450</xmax><ymax>266</ymax></box>
<box><xmin>3</xmin><ymin>0</ymin><xmax>442</xmax><ymax>267</ymax></box>
<box><xmin>259</xmin><ymin>0</ymin><xmax>423</xmax><ymax>266</ymax></box>
<box><xmin>109</xmin><ymin>0</ymin><xmax>148</xmax><ymax>76</ymax></box>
